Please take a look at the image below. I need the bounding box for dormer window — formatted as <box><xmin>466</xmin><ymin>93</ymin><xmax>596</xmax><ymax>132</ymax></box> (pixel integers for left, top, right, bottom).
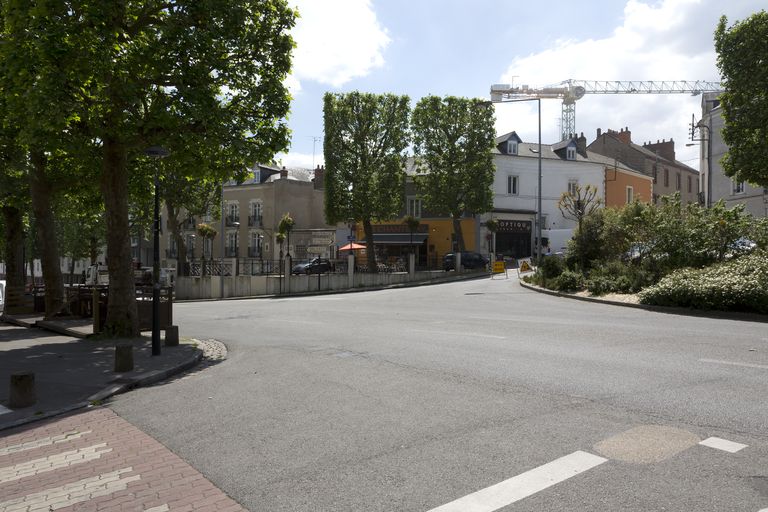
<box><xmin>507</xmin><ymin>140</ymin><xmax>518</xmax><ymax>155</ymax></box>
<box><xmin>566</xmin><ymin>147</ymin><xmax>576</xmax><ymax>160</ymax></box>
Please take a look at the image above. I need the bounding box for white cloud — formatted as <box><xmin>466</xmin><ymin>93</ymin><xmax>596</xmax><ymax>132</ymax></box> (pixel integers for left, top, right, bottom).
<box><xmin>289</xmin><ymin>0</ymin><xmax>390</xmax><ymax>89</ymax></box>
<box><xmin>495</xmin><ymin>0</ymin><xmax>759</xmax><ymax>165</ymax></box>
<box><xmin>275</xmin><ymin>151</ymin><xmax>324</xmax><ymax>169</ymax></box>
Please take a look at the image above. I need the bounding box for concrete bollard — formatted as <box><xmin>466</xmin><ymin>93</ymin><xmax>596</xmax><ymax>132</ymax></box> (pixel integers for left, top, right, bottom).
<box><xmin>164</xmin><ymin>325</ymin><xmax>179</xmax><ymax>347</ymax></box>
<box><xmin>114</xmin><ymin>342</ymin><xmax>134</xmax><ymax>372</ymax></box>
<box><xmin>9</xmin><ymin>371</ymin><xmax>36</xmax><ymax>408</ymax></box>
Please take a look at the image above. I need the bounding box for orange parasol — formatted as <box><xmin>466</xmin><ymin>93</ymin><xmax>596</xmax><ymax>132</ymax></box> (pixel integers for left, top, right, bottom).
<box><xmin>338</xmin><ymin>242</ymin><xmax>366</xmax><ymax>251</ymax></box>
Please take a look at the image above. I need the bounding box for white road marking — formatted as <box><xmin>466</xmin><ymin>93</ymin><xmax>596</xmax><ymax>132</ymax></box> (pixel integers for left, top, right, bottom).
<box><xmin>699</xmin><ymin>358</ymin><xmax>768</xmax><ymax>370</ymax></box>
<box><xmin>413</xmin><ymin>329</ymin><xmax>507</xmax><ymax>340</ymax></box>
<box><xmin>699</xmin><ymin>437</ymin><xmax>748</xmax><ymax>453</ymax></box>
<box><xmin>0</xmin><ymin>405</ymin><xmax>10</xmax><ymax>416</ymax></box>
<box><xmin>0</xmin><ymin>467</ymin><xmax>139</xmax><ymax>511</ymax></box>
<box><xmin>0</xmin><ymin>430</ymin><xmax>91</xmax><ymax>457</ymax></box>
<box><xmin>0</xmin><ymin>443</ymin><xmax>111</xmax><ymax>484</ymax></box>
<box><xmin>426</xmin><ymin>450</ymin><xmax>607</xmax><ymax>512</ymax></box>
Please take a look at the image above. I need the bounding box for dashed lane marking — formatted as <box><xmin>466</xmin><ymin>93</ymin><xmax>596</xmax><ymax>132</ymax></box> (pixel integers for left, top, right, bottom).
<box><xmin>426</xmin><ymin>450</ymin><xmax>607</xmax><ymax>512</ymax></box>
<box><xmin>0</xmin><ymin>430</ymin><xmax>91</xmax><ymax>456</ymax></box>
<box><xmin>0</xmin><ymin>467</ymin><xmax>139</xmax><ymax>511</ymax></box>
<box><xmin>699</xmin><ymin>437</ymin><xmax>748</xmax><ymax>453</ymax></box>
<box><xmin>700</xmin><ymin>358</ymin><xmax>768</xmax><ymax>370</ymax></box>
<box><xmin>0</xmin><ymin>443</ymin><xmax>111</xmax><ymax>484</ymax></box>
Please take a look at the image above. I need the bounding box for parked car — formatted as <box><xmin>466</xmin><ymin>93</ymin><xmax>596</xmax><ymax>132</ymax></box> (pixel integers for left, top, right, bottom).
<box><xmin>291</xmin><ymin>258</ymin><xmax>334</xmax><ymax>275</ymax></box>
<box><xmin>443</xmin><ymin>252</ymin><xmax>489</xmax><ymax>271</ymax></box>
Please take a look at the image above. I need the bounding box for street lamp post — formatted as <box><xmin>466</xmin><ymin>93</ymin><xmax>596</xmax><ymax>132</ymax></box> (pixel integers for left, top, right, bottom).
<box><xmin>144</xmin><ymin>145</ymin><xmax>170</xmax><ymax>357</ymax></box>
<box><xmin>687</xmin><ymin>115</ymin><xmax>712</xmax><ymax>208</ymax></box>
<box><xmin>489</xmin><ymin>90</ymin><xmax>543</xmax><ymax>259</ymax></box>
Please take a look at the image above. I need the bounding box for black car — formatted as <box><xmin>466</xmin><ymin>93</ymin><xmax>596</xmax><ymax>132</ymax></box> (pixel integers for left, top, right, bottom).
<box><xmin>443</xmin><ymin>252</ymin><xmax>489</xmax><ymax>271</ymax></box>
<box><xmin>291</xmin><ymin>258</ymin><xmax>334</xmax><ymax>275</ymax></box>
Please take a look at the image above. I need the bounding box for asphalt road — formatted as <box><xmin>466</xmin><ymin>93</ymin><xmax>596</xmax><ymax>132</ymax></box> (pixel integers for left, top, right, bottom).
<box><xmin>110</xmin><ymin>277</ymin><xmax>768</xmax><ymax>511</ymax></box>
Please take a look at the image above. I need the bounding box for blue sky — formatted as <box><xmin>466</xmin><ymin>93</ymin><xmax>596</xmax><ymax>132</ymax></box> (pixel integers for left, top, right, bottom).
<box><xmin>278</xmin><ymin>0</ymin><xmax>762</xmax><ymax>170</ymax></box>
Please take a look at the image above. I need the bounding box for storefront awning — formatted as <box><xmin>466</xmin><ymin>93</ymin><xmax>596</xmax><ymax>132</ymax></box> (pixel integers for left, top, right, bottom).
<box><xmin>372</xmin><ymin>233</ymin><xmax>429</xmax><ymax>245</ymax></box>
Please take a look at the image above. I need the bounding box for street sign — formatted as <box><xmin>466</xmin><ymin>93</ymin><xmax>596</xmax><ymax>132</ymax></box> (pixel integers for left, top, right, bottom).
<box><xmin>492</xmin><ymin>261</ymin><xmax>506</xmax><ymax>274</ymax></box>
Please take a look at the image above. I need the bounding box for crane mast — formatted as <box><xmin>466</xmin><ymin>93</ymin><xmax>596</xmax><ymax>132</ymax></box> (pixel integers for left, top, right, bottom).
<box><xmin>491</xmin><ymin>79</ymin><xmax>723</xmax><ymax>141</ymax></box>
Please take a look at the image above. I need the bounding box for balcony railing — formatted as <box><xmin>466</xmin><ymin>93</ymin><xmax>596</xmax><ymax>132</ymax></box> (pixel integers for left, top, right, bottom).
<box><xmin>248</xmin><ymin>247</ymin><xmax>262</xmax><ymax>258</ymax></box>
<box><xmin>165</xmin><ymin>249</ymin><xmax>178</xmax><ymax>258</ymax></box>
<box><xmin>225</xmin><ymin>215</ymin><xmax>240</xmax><ymax>227</ymax></box>
<box><xmin>247</xmin><ymin>214</ymin><xmax>262</xmax><ymax>227</ymax></box>
<box><xmin>224</xmin><ymin>247</ymin><xmax>238</xmax><ymax>257</ymax></box>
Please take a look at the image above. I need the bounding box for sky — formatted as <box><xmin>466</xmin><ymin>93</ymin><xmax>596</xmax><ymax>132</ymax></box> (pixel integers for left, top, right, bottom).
<box><xmin>276</xmin><ymin>0</ymin><xmax>763</xmax><ymax>170</ymax></box>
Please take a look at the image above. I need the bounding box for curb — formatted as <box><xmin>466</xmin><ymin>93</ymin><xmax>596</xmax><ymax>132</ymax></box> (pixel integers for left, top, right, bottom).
<box><xmin>518</xmin><ymin>279</ymin><xmax>768</xmax><ymax>323</ymax></box>
<box><xmin>0</xmin><ymin>346</ymin><xmax>204</xmax><ymax>432</ymax></box>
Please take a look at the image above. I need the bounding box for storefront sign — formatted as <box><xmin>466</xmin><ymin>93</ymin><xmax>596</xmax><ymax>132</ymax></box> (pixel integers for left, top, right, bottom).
<box><xmin>372</xmin><ymin>224</ymin><xmax>429</xmax><ymax>234</ymax></box>
<box><xmin>497</xmin><ymin>220</ymin><xmax>532</xmax><ymax>233</ymax></box>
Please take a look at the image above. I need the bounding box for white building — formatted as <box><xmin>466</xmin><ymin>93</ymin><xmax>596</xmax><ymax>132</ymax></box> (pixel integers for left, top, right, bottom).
<box><xmin>699</xmin><ymin>93</ymin><xmax>767</xmax><ymax>217</ymax></box>
<box><xmin>485</xmin><ymin>132</ymin><xmax>606</xmax><ymax>256</ymax></box>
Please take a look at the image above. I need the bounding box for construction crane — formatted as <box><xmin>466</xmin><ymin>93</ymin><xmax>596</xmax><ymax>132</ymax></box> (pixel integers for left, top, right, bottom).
<box><xmin>490</xmin><ymin>79</ymin><xmax>723</xmax><ymax>141</ymax></box>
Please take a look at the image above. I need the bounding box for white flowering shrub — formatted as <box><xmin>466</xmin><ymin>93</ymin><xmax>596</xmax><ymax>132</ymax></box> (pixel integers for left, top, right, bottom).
<box><xmin>638</xmin><ymin>251</ymin><xmax>768</xmax><ymax>313</ymax></box>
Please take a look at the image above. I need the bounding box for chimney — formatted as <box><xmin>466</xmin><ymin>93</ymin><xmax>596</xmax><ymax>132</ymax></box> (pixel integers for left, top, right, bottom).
<box><xmin>615</xmin><ymin>127</ymin><xmax>631</xmax><ymax>144</ymax></box>
<box><xmin>644</xmin><ymin>138</ymin><xmax>676</xmax><ymax>162</ymax></box>
<box><xmin>596</xmin><ymin>128</ymin><xmax>602</xmax><ymax>138</ymax></box>
<box><xmin>313</xmin><ymin>165</ymin><xmax>325</xmax><ymax>190</ymax></box>
<box><xmin>280</xmin><ymin>166</ymin><xmax>288</xmax><ymax>179</ymax></box>
<box><xmin>576</xmin><ymin>132</ymin><xmax>587</xmax><ymax>156</ymax></box>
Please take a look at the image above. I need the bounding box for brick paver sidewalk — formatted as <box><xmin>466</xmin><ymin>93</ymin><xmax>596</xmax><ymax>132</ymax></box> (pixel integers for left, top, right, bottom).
<box><xmin>0</xmin><ymin>408</ymin><xmax>245</xmax><ymax>511</ymax></box>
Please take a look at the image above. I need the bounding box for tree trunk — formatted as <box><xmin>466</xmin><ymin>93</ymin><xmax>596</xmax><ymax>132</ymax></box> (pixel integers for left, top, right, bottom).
<box><xmin>363</xmin><ymin>218</ymin><xmax>377</xmax><ymax>273</ymax></box>
<box><xmin>1</xmin><ymin>206</ymin><xmax>26</xmax><ymax>314</ymax></box>
<box><xmin>452</xmin><ymin>214</ymin><xmax>466</xmax><ymax>252</ymax></box>
<box><xmin>100</xmin><ymin>137</ymin><xmax>139</xmax><ymax>337</ymax></box>
<box><xmin>166</xmin><ymin>204</ymin><xmax>186</xmax><ymax>277</ymax></box>
<box><xmin>29</xmin><ymin>150</ymin><xmax>67</xmax><ymax>318</ymax></box>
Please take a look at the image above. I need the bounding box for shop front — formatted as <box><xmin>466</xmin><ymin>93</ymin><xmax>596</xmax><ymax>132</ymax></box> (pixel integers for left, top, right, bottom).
<box><xmin>495</xmin><ymin>219</ymin><xmax>533</xmax><ymax>258</ymax></box>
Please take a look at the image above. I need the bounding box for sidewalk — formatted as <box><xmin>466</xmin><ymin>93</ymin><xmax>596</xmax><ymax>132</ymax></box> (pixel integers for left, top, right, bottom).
<box><xmin>0</xmin><ymin>314</ymin><xmax>202</xmax><ymax>431</ymax></box>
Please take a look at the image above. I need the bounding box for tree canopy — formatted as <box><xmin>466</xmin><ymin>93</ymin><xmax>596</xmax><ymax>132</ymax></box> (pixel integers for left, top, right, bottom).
<box><xmin>1</xmin><ymin>0</ymin><xmax>296</xmax><ymax>335</ymax></box>
<box><xmin>715</xmin><ymin>10</ymin><xmax>768</xmax><ymax>187</ymax></box>
<box><xmin>411</xmin><ymin>96</ymin><xmax>496</xmax><ymax>251</ymax></box>
<box><xmin>323</xmin><ymin>91</ymin><xmax>410</xmax><ymax>271</ymax></box>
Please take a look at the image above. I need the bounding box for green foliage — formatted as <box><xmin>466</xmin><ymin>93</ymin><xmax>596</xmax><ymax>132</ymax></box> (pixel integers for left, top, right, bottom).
<box><xmin>403</xmin><ymin>215</ymin><xmax>420</xmax><ymax>232</ymax></box>
<box><xmin>485</xmin><ymin>218</ymin><xmax>499</xmax><ymax>233</ymax></box>
<box><xmin>586</xmin><ymin>261</ymin><xmax>655</xmax><ymax>295</ymax></box>
<box><xmin>196</xmin><ymin>223</ymin><xmax>217</xmax><ymax>241</ymax></box>
<box><xmin>411</xmin><ymin>96</ymin><xmax>496</xmax><ymax>250</ymax></box>
<box><xmin>715</xmin><ymin>11</ymin><xmax>768</xmax><ymax>188</ymax></box>
<box><xmin>537</xmin><ymin>254</ymin><xmax>565</xmax><ymax>280</ymax></box>
<box><xmin>638</xmin><ymin>250</ymin><xmax>768</xmax><ymax>313</ymax></box>
<box><xmin>278</xmin><ymin>213</ymin><xmax>295</xmax><ymax>235</ymax></box>
<box><xmin>323</xmin><ymin>91</ymin><xmax>410</xmax><ymax>225</ymax></box>
<box><xmin>552</xmin><ymin>270</ymin><xmax>584</xmax><ymax>292</ymax></box>
<box><xmin>323</xmin><ymin>91</ymin><xmax>410</xmax><ymax>270</ymax></box>
<box><xmin>565</xmin><ymin>209</ymin><xmax>605</xmax><ymax>271</ymax></box>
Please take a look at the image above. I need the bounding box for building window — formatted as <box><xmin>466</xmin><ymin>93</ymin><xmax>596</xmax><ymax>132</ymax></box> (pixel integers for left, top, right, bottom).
<box><xmin>733</xmin><ymin>180</ymin><xmax>746</xmax><ymax>194</ymax></box>
<box><xmin>249</xmin><ymin>201</ymin><xmax>263</xmax><ymax>226</ymax></box>
<box><xmin>676</xmin><ymin>173</ymin><xmax>681</xmax><ymax>191</ymax></box>
<box><xmin>687</xmin><ymin>176</ymin><xmax>692</xmax><ymax>193</ymax></box>
<box><xmin>566</xmin><ymin>147</ymin><xmax>576</xmax><ymax>160</ymax></box>
<box><xmin>568</xmin><ymin>179</ymin><xmax>579</xmax><ymax>196</ymax></box>
<box><xmin>626</xmin><ymin>186</ymin><xmax>634</xmax><ymax>204</ymax></box>
<box><xmin>663</xmin><ymin>168</ymin><xmax>669</xmax><ymax>187</ymax></box>
<box><xmin>507</xmin><ymin>140</ymin><xmax>518</xmax><ymax>155</ymax></box>
<box><xmin>226</xmin><ymin>231</ymin><xmax>239</xmax><ymax>257</ymax></box>
<box><xmin>407</xmin><ymin>197</ymin><xmax>422</xmax><ymax>218</ymax></box>
<box><xmin>227</xmin><ymin>202</ymin><xmax>239</xmax><ymax>226</ymax></box>
<box><xmin>507</xmin><ymin>175</ymin><xmax>519</xmax><ymax>195</ymax></box>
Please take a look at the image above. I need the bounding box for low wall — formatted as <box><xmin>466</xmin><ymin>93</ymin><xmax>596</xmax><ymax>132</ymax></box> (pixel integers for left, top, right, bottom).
<box><xmin>175</xmin><ymin>269</ymin><xmax>479</xmax><ymax>300</ymax></box>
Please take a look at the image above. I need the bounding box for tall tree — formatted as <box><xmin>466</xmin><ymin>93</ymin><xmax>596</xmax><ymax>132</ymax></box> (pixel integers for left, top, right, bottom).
<box><xmin>411</xmin><ymin>96</ymin><xmax>496</xmax><ymax>252</ymax></box>
<box><xmin>3</xmin><ymin>1</ymin><xmax>295</xmax><ymax>336</ymax></box>
<box><xmin>715</xmin><ymin>10</ymin><xmax>768</xmax><ymax>187</ymax></box>
<box><xmin>323</xmin><ymin>92</ymin><xmax>411</xmax><ymax>271</ymax></box>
